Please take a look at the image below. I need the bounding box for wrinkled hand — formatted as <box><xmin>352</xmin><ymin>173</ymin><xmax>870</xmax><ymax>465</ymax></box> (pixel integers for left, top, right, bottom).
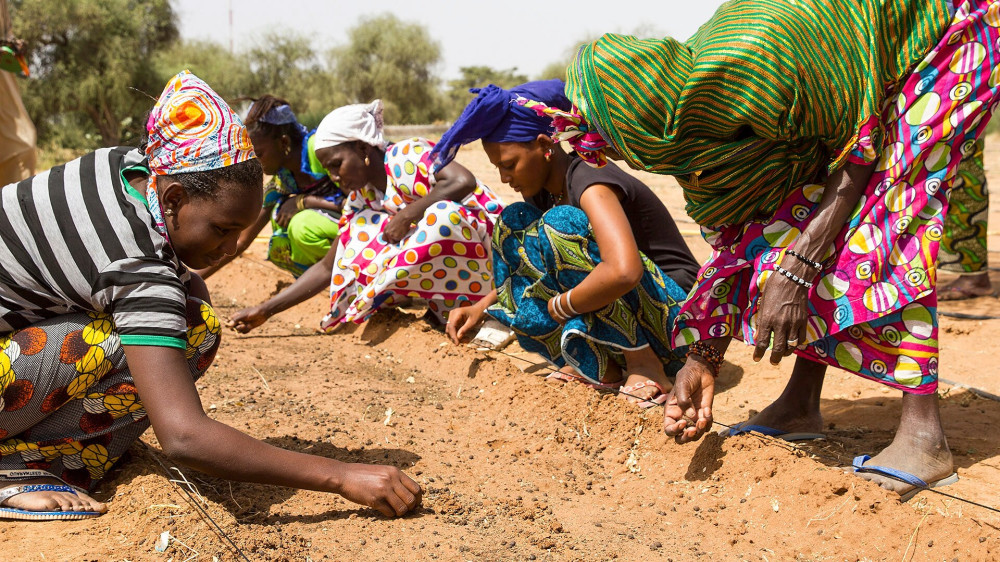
<box><xmin>275</xmin><ymin>197</ymin><xmax>300</xmax><ymax>229</ymax></box>
<box><xmin>227</xmin><ymin>305</ymin><xmax>271</xmax><ymax>334</ymax></box>
<box><xmin>446</xmin><ymin>304</ymin><xmax>486</xmax><ymax>344</ymax></box>
<box><xmin>663</xmin><ymin>357</ymin><xmax>716</xmax><ymax>443</ymax></box>
<box><xmin>753</xmin><ymin>272</ymin><xmax>810</xmax><ymax>365</ymax></box>
<box><xmin>383</xmin><ymin>207</ymin><xmax>420</xmax><ymax>244</ymax></box>
<box><xmin>338</xmin><ymin>464</ymin><xmax>423</xmax><ymax>517</ymax></box>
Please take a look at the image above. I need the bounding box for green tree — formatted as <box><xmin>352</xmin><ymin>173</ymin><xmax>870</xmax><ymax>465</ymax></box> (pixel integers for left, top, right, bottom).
<box><xmin>153</xmin><ymin>39</ymin><xmax>254</xmax><ymax>103</ymax></box>
<box><xmin>329</xmin><ymin>14</ymin><xmax>443</xmax><ymax>124</ymax></box>
<box><xmin>154</xmin><ymin>34</ymin><xmax>347</xmax><ymax>130</ymax></box>
<box><xmin>444</xmin><ymin>65</ymin><xmax>528</xmax><ymax>120</ymax></box>
<box><xmin>536</xmin><ymin>25</ymin><xmax>664</xmax><ymax>82</ymax></box>
<box><xmin>245</xmin><ymin>32</ymin><xmax>346</xmax><ymax>128</ymax></box>
<box><xmin>536</xmin><ymin>37</ymin><xmax>592</xmax><ymax>82</ymax></box>
<box><xmin>12</xmin><ymin>0</ymin><xmax>178</xmax><ymax>146</ymax></box>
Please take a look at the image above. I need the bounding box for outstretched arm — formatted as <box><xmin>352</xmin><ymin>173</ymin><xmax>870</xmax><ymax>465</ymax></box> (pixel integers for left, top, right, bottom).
<box><xmin>125</xmin><ymin>344</ymin><xmax>421</xmax><ymax>516</ymax></box>
<box><xmin>665</xmin><ymin>159</ymin><xmax>877</xmax><ymax>444</ymax></box>
<box><xmin>228</xmin><ymin>245</ymin><xmax>336</xmax><ymax>333</ymax></box>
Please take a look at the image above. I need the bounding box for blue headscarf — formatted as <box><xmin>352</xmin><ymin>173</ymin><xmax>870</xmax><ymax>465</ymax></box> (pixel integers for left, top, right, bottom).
<box><xmin>251</xmin><ymin>100</ymin><xmax>310</xmax><ymax>144</ymax></box>
<box><xmin>431</xmin><ymin>79</ymin><xmax>571</xmax><ymax>171</ymax></box>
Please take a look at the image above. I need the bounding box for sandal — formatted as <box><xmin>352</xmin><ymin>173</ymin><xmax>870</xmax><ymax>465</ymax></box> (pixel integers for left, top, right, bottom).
<box><xmin>852</xmin><ymin>455</ymin><xmax>959</xmax><ymax>502</ymax></box>
<box><xmin>620</xmin><ymin>380</ymin><xmax>669</xmax><ymax>409</ymax></box>
<box><xmin>0</xmin><ymin>469</ymin><xmax>103</xmax><ymax>521</ymax></box>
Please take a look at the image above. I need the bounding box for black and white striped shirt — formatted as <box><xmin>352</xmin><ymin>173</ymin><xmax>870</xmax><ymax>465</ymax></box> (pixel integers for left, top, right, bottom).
<box><xmin>0</xmin><ymin>147</ymin><xmax>190</xmax><ymax>349</ymax></box>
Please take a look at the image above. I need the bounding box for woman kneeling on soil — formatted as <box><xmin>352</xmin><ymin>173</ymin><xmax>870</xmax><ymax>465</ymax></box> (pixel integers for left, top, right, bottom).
<box><xmin>197</xmin><ymin>95</ymin><xmax>344</xmax><ymax>280</ymax></box>
<box><xmin>440</xmin><ymin>80</ymin><xmax>701</xmax><ymax>407</ymax></box>
<box><xmin>229</xmin><ymin>100</ymin><xmax>504</xmax><ymax>333</ymax></box>
<box><xmin>0</xmin><ymin>72</ymin><xmax>420</xmax><ymax>521</ymax></box>
<box><xmin>565</xmin><ymin>0</ymin><xmax>1000</xmax><ymax>499</ymax></box>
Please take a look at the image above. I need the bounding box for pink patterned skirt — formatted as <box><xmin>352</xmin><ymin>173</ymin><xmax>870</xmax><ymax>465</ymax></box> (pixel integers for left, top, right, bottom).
<box><xmin>673</xmin><ymin>0</ymin><xmax>1000</xmax><ymax>394</ymax></box>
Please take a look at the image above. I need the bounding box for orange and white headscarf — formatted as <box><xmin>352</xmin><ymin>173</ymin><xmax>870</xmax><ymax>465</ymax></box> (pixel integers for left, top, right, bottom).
<box><xmin>145</xmin><ymin>70</ymin><xmax>255</xmax><ymax>177</ymax></box>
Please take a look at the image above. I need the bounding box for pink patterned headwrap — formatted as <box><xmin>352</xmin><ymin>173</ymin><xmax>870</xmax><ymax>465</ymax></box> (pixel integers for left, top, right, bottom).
<box><xmin>514</xmin><ymin>96</ymin><xmax>609</xmax><ymax>167</ymax></box>
<box><xmin>145</xmin><ymin>70</ymin><xmax>255</xmax><ymax>177</ymax></box>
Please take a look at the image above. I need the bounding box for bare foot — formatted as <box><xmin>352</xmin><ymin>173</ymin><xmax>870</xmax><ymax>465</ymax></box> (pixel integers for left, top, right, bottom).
<box><xmin>732</xmin><ymin>357</ymin><xmax>826</xmax><ymax>434</ymax></box>
<box><xmin>620</xmin><ymin>346</ymin><xmax>673</xmax><ymax>404</ymax></box>
<box><xmin>855</xmin><ymin>430</ymin><xmax>954</xmax><ymax>496</ymax></box>
<box><xmin>0</xmin><ymin>477</ymin><xmax>107</xmax><ymax>514</ymax></box>
<box><xmin>938</xmin><ymin>272</ymin><xmax>994</xmax><ymax>301</ymax></box>
<box><xmin>736</xmin><ymin>397</ymin><xmax>824</xmax><ymax>435</ymax></box>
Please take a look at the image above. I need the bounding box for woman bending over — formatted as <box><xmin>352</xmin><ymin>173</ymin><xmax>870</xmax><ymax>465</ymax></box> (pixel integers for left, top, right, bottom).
<box><xmin>230</xmin><ymin>100</ymin><xmax>504</xmax><ymax>333</ymax></box>
<box><xmin>0</xmin><ymin>72</ymin><xmax>420</xmax><ymax>521</ymax></box>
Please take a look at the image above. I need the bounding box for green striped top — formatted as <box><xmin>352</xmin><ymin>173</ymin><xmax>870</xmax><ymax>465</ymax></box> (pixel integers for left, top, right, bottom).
<box><xmin>566</xmin><ymin>0</ymin><xmax>951</xmax><ymax>227</ymax></box>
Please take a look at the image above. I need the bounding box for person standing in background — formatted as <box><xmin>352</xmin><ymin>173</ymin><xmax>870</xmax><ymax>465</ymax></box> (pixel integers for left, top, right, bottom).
<box><xmin>0</xmin><ymin>0</ymin><xmax>36</xmax><ymax>186</ymax></box>
<box><xmin>938</xmin><ymin>139</ymin><xmax>994</xmax><ymax>300</ymax></box>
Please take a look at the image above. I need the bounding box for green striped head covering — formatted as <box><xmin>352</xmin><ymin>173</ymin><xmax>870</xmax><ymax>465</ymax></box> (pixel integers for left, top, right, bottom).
<box><xmin>566</xmin><ymin>0</ymin><xmax>951</xmax><ymax>227</ymax></box>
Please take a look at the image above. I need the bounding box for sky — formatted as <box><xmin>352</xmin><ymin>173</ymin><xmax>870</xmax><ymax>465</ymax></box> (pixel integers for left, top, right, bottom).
<box><xmin>173</xmin><ymin>1</ymin><xmax>729</xmax><ymax>80</ymax></box>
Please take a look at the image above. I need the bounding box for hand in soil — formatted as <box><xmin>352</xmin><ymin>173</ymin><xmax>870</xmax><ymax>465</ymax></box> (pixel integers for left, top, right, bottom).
<box><xmin>0</xmin><ymin>477</ymin><xmax>107</xmax><ymax>514</ymax></box>
<box><xmin>663</xmin><ymin>358</ymin><xmax>716</xmax><ymax>443</ymax></box>
<box><xmin>338</xmin><ymin>464</ymin><xmax>423</xmax><ymax>517</ymax></box>
<box><xmin>229</xmin><ymin>305</ymin><xmax>271</xmax><ymax>333</ymax></box>
<box><xmin>445</xmin><ymin>304</ymin><xmax>485</xmax><ymax>344</ymax></box>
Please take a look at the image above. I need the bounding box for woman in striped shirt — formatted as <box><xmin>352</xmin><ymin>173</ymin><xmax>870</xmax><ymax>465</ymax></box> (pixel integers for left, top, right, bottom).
<box><xmin>563</xmin><ymin>0</ymin><xmax>998</xmax><ymax>499</ymax></box>
<box><xmin>0</xmin><ymin>71</ymin><xmax>420</xmax><ymax>521</ymax></box>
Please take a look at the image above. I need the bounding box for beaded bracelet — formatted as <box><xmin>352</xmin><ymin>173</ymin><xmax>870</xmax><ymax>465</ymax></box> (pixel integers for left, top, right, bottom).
<box><xmin>686</xmin><ymin>340</ymin><xmax>723</xmax><ymax>377</ymax></box>
<box><xmin>786</xmin><ymin>249</ymin><xmax>823</xmax><ymax>271</ymax></box>
<box><xmin>774</xmin><ymin>265</ymin><xmax>814</xmax><ymax>289</ymax></box>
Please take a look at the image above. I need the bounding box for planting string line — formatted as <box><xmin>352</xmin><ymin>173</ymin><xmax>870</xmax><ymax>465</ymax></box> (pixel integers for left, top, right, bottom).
<box><xmin>485</xmin><ymin>347</ymin><xmax>1000</xmax><ymax>516</ymax></box>
<box><xmin>938</xmin><ymin>310</ymin><xmax>1000</xmax><ymax>320</ymax></box>
<box><xmin>939</xmin><ymin>377</ymin><xmax>1000</xmax><ymax>402</ymax></box>
<box><xmin>144</xmin><ymin>443</ymin><xmax>252</xmax><ymax>562</ymax></box>
<box><xmin>222</xmin><ymin>325</ymin><xmax>1000</xmax><ymax>513</ymax></box>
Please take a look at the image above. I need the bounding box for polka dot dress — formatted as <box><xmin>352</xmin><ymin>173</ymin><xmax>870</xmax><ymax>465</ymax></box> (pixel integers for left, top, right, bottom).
<box><xmin>321</xmin><ymin>138</ymin><xmax>503</xmax><ymax>328</ymax></box>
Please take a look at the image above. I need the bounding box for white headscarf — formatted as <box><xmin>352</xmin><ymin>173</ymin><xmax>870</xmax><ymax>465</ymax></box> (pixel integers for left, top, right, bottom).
<box><xmin>313</xmin><ymin>99</ymin><xmax>388</xmax><ymax>151</ymax></box>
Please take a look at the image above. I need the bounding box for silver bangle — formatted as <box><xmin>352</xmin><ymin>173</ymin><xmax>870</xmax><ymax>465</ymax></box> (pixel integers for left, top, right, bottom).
<box><xmin>564</xmin><ymin>289</ymin><xmax>581</xmax><ymax>316</ymax></box>
<box><xmin>552</xmin><ymin>293</ymin><xmax>568</xmax><ymax>321</ymax></box>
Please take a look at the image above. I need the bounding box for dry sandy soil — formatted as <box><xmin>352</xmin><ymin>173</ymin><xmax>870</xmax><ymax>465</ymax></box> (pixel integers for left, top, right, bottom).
<box><xmin>2</xmin><ymin>140</ymin><xmax>1000</xmax><ymax>561</ymax></box>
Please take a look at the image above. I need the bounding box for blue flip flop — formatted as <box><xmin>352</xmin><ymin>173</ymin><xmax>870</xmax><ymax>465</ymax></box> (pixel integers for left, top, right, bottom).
<box><xmin>0</xmin><ymin>482</ymin><xmax>103</xmax><ymax>521</ymax></box>
<box><xmin>852</xmin><ymin>455</ymin><xmax>959</xmax><ymax>502</ymax></box>
<box><xmin>726</xmin><ymin>423</ymin><xmax>826</xmax><ymax>442</ymax></box>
